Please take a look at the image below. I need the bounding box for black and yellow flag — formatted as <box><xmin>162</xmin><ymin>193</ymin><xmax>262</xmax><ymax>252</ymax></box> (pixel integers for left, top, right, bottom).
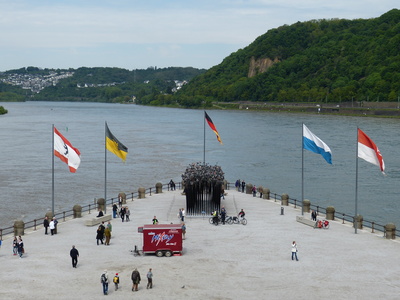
<box><xmin>105</xmin><ymin>123</ymin><xmax>128</xmax><ymax>161</ymax></box>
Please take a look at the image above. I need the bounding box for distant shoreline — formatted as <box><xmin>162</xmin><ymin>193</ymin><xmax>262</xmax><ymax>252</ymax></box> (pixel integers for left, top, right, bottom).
<box><xmin>214</xmin><ymin>101</ymin><xmax>400</xmax><ymax>118</ymax></box>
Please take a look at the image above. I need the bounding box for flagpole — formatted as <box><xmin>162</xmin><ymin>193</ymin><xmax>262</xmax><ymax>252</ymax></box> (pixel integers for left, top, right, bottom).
<box><xmin>355</xmin><ymin>127</ymin><xmax>359</xmax><ymax>234</ymax></box>
<box><xmin>203</xmin><ymin>111</ymin><xmax>206</xmax><ymax>165</ymax></box>
<box><xmin>52</xmin><ymin>124</ymin><xmax>55</xmax><ymax>215</ymax></box>
<box><xmin>104</xmin><ymin>122</ymin><xmax>107</xmax><ymax>214</ymax></box>
<box><xmin>301</xmin><ymin>123</ymin><xmax>304</xmax><ymax>216</ymax></box>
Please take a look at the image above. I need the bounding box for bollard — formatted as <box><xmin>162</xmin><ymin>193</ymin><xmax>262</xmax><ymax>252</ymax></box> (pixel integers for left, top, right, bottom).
<box><xmin>281</xmin><ymin>207</ymin><xmax>284</xmax><ymax>215</ymax></box>
<box><xmin>384</xmin><ymin>223</ymin><xmax>396</xmax><ymax>239</ymax></box>
<box><xmin>263</xmin><ymin>188</ymin><xmax>270</xmax><ymax>200</ymax></box>
<box><xmin>14</xmin><ymin>220</ymin><xmax>25</xmax><ymax>236</ymax></box>
<box><xmin>73</xmin><ymin>205</ymin><xmax>82</xmax><ymax>218</ymax></box>
<box><xmin>246</xmin><ymin>183</ymin><xmax>253</xmax><ymax>194</ymax></box>
<box><xmin>97</xmin><ymin>198</ymin><xmax>105</xmax><ymax>212</ymax></box>
<box><xmin>155</xmin><ymin>182</ymin><xmax>163</xmax><ymax>194</ymax></box>
<box><xmin>354</xmin><ymin>215</ymin><xmax>363</xmax><ymax>229</ymax></box>
<box><xmin>138</xmin><ymin>187</ymin><xmax>146</xmax><ymax>199</ymax></box>
<box><xmin>302</xmin><ymin>199</ymin><xmax>311</xmax><ymax>213</ymax></box>
<box><xmin>326</xmin><ymin>206</ymin><xmax>335</xmax><ymax>220</ymax></box>
<box><xmin>281</xmin><ymin>194</ymin><xmax>289</xmax><ymax>206</ymax></box>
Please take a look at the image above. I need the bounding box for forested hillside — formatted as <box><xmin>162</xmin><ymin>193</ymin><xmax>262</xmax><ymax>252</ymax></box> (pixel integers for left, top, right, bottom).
<box><xmin>0</xmin><ymin>66</ymin><xmax>206</xmax><ymax>103</ymax></box>
<box><xmin>170</xmin><ymin>9</ymin><xmax>400</xmax><ymax>106</ymax></box>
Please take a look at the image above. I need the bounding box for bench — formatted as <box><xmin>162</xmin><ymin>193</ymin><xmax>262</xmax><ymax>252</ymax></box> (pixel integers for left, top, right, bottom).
<box><xmin>85</xmin><ymin>214</ymin><xmax>112</xmax><ymax>226</ymax></box>
<box><xmin>296</xmin><ymin>216</ymin><xmax>317</xmax><ymax>228</ymax></box>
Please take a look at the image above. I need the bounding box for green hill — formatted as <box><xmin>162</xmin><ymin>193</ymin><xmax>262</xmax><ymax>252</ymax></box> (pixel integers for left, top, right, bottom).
<box><xmin>172</xmin><ymin>9</ymin><xmax>400</xmax><ymax>106</ymax></box>
<box><xmin>0</xmin><ymin>66</ymin><xmax>206</xmax><ymax>103</ymax></box>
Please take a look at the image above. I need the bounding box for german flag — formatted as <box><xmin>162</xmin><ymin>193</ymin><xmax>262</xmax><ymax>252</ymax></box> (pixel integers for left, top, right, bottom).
<box><xmin>205</xmin><ymin>111</ymin><xmax>223</xmax><ymax>145</ymax></box>
<box><xmin>105</xmin><ymin>123</ymin><xmax>128</xmax><ymax>161</ymax></box>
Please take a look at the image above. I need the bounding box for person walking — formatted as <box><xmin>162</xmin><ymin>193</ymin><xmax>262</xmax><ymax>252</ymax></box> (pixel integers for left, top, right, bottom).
<box><xmin>101</xmin><ymin>270</ymin><xmax>109</xmax><ymax>295</ymax></box>
<box><xmin>96</xmin><ymin>225</ymin><xmax>104</xmax><ymax>245</ymax></box>
<box><xmin>131</xmin><ymin>268</ymin><xmax>141</xmax><ymax>291</ymax></box>
<box><xmin>125</xmin><ymin>207</ymin><xmax>130</xmax><ymax>222</ymax></box>
<box><xmin>112</xmin><ymin>203</ymin><xmax>118</xmax><ymax>218</ymax></box>
<box><xmin>104</xmin><ymin>226</ymin><xmax>111</xmax><ymax>245</ymax></box>
<box><xmin>49</xmin><ymin>218</ymin><xmax>55</xmax><ymax>236</ymax></box>
<box><xmin>113</xmin><ymin>273</ymin><xmax>120</xmax><ymax>291</ymax></box>
<box><xmin>17</xmin><ymin>237</ymin><xmax>24</xmax><ymax>258</ymax></box>
<box><xmin>220</xmin><ymin>206</ymin><xmax>226</xmax><ymax>225</ymax></box>
<box><xmin>43</xmin><ymin>217</ymin><xmax>49</xmax><ymax>235</ymax></box>
<box><xmin>119</xmin><ymin>206</ymin><xmax>126</xmax><ymax>222</ymax></box>
<box><xmin>12</xmin><ymin>237</ymin><xmax>18</xmax><ymax>255</ymax></box>
<box><xmin>181</xmin><ymin>222</ymin><xmax>186</xmax><ymax>240</ymax></box>
<box><xmin>70</xmin><ymin>245</ymin><xmax>79</xmax><ymax>268</ymax></box>
<box><xmin>146</xmin><ymin>268</ymin><xmax>153</xmax><ymax>289</ymax></box>
<box><xmin>291</xmin><ymin>241</ymin><xmax>299</xmax><ymax>261</ymax></box>
<box><xmin>241</xmin><ymin>180</ymin><xmax>246</xmax><ymax>193</ymax></box>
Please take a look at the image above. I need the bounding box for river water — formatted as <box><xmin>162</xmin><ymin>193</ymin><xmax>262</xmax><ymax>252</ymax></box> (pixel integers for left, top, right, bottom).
<box><xmin>0</xmin><ymin>101</ymin><xmax>399</xmax><ymax>229</ymax></box>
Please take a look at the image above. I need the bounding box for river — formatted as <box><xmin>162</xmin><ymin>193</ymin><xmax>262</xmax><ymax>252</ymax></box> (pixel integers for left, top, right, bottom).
<box><xmin>0</xmin><ymin>101</ymin><xmax>399</xmax><ymax>229</ymax></box>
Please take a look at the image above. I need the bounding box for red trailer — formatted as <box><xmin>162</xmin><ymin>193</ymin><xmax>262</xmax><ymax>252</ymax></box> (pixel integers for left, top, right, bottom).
<box><xmin>137</xmin><ymin>224</ymin><xmax>183</xmax><ymax>257</ymax></box>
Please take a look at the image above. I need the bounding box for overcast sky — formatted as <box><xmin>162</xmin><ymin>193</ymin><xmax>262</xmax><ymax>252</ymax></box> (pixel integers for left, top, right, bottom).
<box><xmin>0</xmin><ymin>0</ymin><xmax>398</xmax><ymax>71</ymax></box>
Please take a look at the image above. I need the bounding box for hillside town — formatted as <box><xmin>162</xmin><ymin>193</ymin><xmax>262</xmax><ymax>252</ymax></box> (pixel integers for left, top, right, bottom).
<box><xmin>0</xmin><ymin>71</ymin><xmax>74</xmax><ymax>93</ymax></box>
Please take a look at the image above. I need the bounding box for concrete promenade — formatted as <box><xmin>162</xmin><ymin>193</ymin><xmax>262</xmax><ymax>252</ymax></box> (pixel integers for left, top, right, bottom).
<box><xmin>1</xmin><ymin>188</ymin><xmax>399</xmax><ymax>299</ymax></box>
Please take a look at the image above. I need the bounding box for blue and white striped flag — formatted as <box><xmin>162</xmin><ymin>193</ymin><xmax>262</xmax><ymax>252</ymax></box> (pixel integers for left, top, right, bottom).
<box><xmin>303</xmin><ymin>124</ymin><xmax>332</xmax><ymax>164</ymax></box>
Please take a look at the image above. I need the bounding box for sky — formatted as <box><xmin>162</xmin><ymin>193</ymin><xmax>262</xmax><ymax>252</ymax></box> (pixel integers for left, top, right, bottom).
<box><xmin>0</xmin><ymin>0</ymin><xmax>398</xmax><ymax>71</ymax></box>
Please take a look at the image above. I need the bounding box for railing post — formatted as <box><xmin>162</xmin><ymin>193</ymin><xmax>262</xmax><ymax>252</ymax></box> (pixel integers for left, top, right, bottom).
<box><xmin>131</xmin><ymin>193</ymin><xmax>134</xmax><ymax>201</ymax></box>
<box><xmin>34</xmin><ymin>219</ymin><xmax>37</xmax><ymax>231</ymax></box>
<box><xmin>63</xmin><ymin>212</ymin><xmax>66</xmax><ymax>222</ymax></box>
<box><xmin>294</xmin><ymin>199</ymin><xmax>297</xmax><ymax>208</ymax></box>
<box><xmin>149</xmin><ymin>188</ymin><xmax>152</xmax><ymax>196</ymax></box>
<box><xmin>342</xmin><ymin>214</ymin><xmax>345</xmax><ymax>224</ymax></box>
<box><xmin>89</xmin><ymin>204</ymin><xmax>91</xmax><ymax>214</ymax></box>
<box><xmin>371</xmin><ymin>222</ymin><xmax>375</xmax><ymax>233</ymax></box>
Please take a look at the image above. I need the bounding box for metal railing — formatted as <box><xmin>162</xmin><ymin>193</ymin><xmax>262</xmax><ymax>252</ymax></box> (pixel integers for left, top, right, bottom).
<box><xmin>1</xmin><ymin>180</ymin><xmax>397</xmax><ymax>239</ymax></box>
<box><xmin>0</xmin><ymin>182</ymin><xmax>181</xmax><ymax>240</ymax></box>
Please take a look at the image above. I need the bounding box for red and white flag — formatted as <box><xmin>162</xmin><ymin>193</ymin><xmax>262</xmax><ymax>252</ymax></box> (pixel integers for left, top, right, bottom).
<box><xmin>358</xmin><ymin>128</ymin><xmax>385</xmax><ymax>173</ymax></box>
<box><xmin>54</xmin><ymin>127</ymin><xmax>81</xmax><ymax>173</ymax></box>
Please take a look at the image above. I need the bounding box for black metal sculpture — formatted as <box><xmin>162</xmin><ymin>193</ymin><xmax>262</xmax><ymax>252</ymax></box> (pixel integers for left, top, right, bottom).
<box><xmin>182</xmin><ymin>162</ymin><xmax>224</xmax><ymax>215</ymax></box>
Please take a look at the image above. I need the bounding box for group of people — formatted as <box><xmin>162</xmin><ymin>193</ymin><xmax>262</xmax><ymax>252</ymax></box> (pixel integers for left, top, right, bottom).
<box><xmin>235</xmin><ymin>179</ymin><xmax>246</xmax><ymax>193</ymax></box>
<box><xmin>96</xmin><ymin>221</ymin><xmax>112</xmax><ymax>245</ymax></box>
<box><xmin>12</xmin><ymin>236</ymin><xmax>24</xmax><ymax>258</ymax></box>
<box><xmin>212</xmin><ymin>207</ymin><xmax>246</xmax><ymax>225</ymax></box>
<box><xmin>112</xmin><ymin>204</ymin><xmax>131</xmax><ymax>222</ymax></box>
<box><xmin>100</xmin><ymin>268</ymin><xmax>153</xmax><ymax>295</ymax></box>
<box><xmin>43</xmin><ymin>216</ymin><xmax>58</xmax><ymax>235</ymax></box>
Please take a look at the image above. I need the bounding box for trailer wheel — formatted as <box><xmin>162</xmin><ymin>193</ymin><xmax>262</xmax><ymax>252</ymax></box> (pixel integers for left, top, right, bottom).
<box><xmin>165</xmin><ymin>250</ymin><xmax>172</xmax><ymax>257</ymax></box>
<box><xmin>156</xmin><ymin>250</ymin><xmax>164</xmax><ymax>257</ymax></box>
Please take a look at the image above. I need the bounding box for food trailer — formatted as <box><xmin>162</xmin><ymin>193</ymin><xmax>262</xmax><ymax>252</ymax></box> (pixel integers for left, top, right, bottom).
<box><xmin>137</xmin><ymin>224</ymin><xmax>183</xmax><ymax>257</ymax></box>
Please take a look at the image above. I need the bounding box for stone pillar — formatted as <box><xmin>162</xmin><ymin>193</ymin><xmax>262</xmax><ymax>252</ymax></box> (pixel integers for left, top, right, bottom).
<box><xmin>302</xmin><ymin>199</ymin><xmax>311</xmax><ymax>213</ymax></box>
<box><xmin>156</xmin><ymin>182</ymin><xmax>163</xmax><ymax>194</ymax></box>
<box><xmin>97</xmin><ymin>198</ymin><xmax>105</xmax><ymax>212</ymax></box>
<box><xmin>138</xmin><ymin>187</ymin><xmax>146</xmax><ymax>199</ymax></box>
<box><xmin>118</xmin><ymin>192</ymin><xmax>127</xmax><ymax>204</ymax></box>
<box><xmin>281</xmin><ymin>193</ymin><xmax>289</xmax><ymax>206</ymax></box>
<box><xmin>257</xmin><ymin>186</ymin><xmax>263</xmax><ymax>198</ymax></box>
<box><xmin>354</xmin><ymin>215</ymin><xmax>363</xmax><ymax>229</ymax></box>
<box><xmin>263</xmin><ymin>188</ymin><xmax>270</xmax><ymax>200</ymax></box>
<box><xmin>73</xmin><ymin>205</ymin><xmax>82</xmax><ymax>218</ymax></box>
<box><xmin>326</xmin><ymin>206</ymin><xmax>335</xmax><ymax>220</ymax></box>
<box><xmin>385</xmin><ymin>223</ymin><xmax>396</xmax><ymax>239</ymax></box>
<box><xmin>45</xmin><ymin>211</ymin><xmax>54</xmax><ymax>220</ymax></box>
<box><xmin>246</xmin><ymin>183</ymin><xmax>252</xmax><ymax>194</ymax></box>
<box><xmin>14</xmin><ymin>220</ymin><xmax>24</xmax><ymax>236</ymax></box>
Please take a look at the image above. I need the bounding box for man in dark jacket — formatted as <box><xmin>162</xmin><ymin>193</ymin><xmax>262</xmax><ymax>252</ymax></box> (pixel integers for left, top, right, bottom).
<box><xmin>131</xmin><ymin>268</ymin><xmax>141</xmax><ymax>291</ymax></box>
<box><xmin>43</xmin><ymin>217</ymin><xmax>49</xmax><ymax>235</ymax></box>
<box><xmin>70</xmin><ymin>245</ymin><xmax>79</xmax><ymax>268</ymax></box>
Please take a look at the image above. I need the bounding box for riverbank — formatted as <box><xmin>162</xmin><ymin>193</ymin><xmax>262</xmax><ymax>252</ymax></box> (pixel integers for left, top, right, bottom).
<box><xmin>1</xmin><ymin>188</ymin><xmax>399</xmax><ymax>299</ymax></box>
<box><xmin>214</xmin><ymin>101</ymin><xmax>400</xmax><ymax>118</ymax></box>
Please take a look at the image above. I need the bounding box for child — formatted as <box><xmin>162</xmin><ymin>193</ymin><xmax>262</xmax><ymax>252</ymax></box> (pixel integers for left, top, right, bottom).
<box><xmin>113</xmin><ymin>273</ymin><xmax>120</xmax><ymax>291</ymax></box>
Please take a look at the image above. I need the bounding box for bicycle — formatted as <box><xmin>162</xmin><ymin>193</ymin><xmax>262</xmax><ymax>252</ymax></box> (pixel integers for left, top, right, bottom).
<box><xmin>227</xmin><ymin>216</ymin><xmax>247</xmax><ymax>225</ymax></box>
